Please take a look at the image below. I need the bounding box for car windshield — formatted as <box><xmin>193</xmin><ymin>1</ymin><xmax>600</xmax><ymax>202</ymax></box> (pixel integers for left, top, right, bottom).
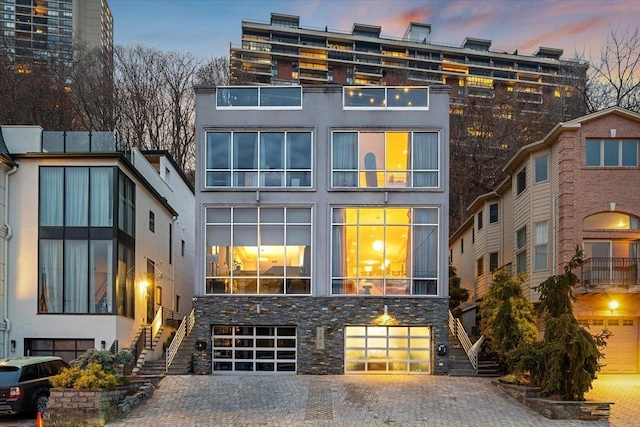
<box><xmin>0</xmin><ymin>366</ymin><xmax>20</xmax><ymax>384</ymax></box>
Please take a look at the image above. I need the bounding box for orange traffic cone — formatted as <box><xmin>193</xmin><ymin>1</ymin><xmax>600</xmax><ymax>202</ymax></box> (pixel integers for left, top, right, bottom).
<box><xmin>35</xmin><ymin>411</ymin><xmax>44</xmax><ymax>427</ymax></box>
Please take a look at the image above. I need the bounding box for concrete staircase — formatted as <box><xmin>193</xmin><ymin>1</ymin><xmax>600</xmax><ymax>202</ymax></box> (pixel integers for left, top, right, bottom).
<box><xmin>166</xmin><ymin>335</ymin><xmax>194</xmax><ymax>375</ymax></box>
<box><xmin>447</xmin><ymin>331</ymin><xmax>476</xmax><ymax>376</ymax></box>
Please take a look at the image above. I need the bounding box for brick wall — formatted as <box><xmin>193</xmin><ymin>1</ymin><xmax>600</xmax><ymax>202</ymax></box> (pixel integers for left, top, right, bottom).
<box><xmin>192</xmin><ymin>296</ymin><xmax>450</xmax><ymax>375</ymax></box>
<box><xmin>557</xmin><ymin>113</ymin><xmax>640</xmax><ymax>266</ymax></box>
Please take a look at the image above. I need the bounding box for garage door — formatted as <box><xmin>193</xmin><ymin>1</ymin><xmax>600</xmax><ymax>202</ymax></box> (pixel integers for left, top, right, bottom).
<box><xmin>580</xmin><ymin>318</ymin><xmax>638</xmax><ymax>374</ymax></box>
<box><xmin>212</xmin><ymin>326</ymin><xmax>297</xmax><ymax>373</ymax></box>
<box><xmin>344</xmin><ymin>326</ymin><xmax>431</xmax><ymax>373</ymax></box>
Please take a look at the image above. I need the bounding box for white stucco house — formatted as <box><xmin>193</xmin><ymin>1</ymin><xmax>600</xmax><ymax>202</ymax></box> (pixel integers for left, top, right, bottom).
<box><xmin>0</xmin><ymin>126</ymin><xmax>194</xmax><ymax>361</ymax></box>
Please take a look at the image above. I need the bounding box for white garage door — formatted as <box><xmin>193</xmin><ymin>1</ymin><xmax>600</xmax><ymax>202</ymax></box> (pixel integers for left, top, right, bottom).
<box><xmin>212</xmin><ymin>326</ymin><xmax>297</xmax><ymax>373</ymax></box>
<box><xmin>580</xmin><ymin>318</ymin><xmax>638</xmax><ymax>374</ymax></box>
<box><xmin>344</xmin><ymin>325</ymin><xmax>431</xmax><ymax>373</ymax></box>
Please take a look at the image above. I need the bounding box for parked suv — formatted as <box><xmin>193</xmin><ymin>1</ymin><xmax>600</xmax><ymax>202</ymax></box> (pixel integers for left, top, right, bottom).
<box><xmin>0</xmin><ymin>356</ymin><xmax>68</xmax><ymax>416</ymax></box>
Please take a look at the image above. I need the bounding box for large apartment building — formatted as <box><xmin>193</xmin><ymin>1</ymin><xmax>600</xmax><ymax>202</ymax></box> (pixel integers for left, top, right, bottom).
<box><xmin>231</xmin><ymin>13</ymin><xmax>585</xmax><ymax>111</ymax></box>
<box><xmin>193</xmin><ymin>85</ymin><xmax>451</xmax><ymax>375</ymax></box>
<box><xmin>449</xmin><ymin>107</ymin><xmax>640</xmax><ymax>374</ymax></box>
<box><xmin>0</xmin><ymin>0</ymin><xmax>113</xmax><ymax>67</ymax></box>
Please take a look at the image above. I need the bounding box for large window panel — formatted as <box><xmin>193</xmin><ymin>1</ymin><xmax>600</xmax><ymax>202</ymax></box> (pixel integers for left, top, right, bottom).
<box><xmin>64</xmin><ymin>240</ymin><xmax>89</xmax><ymax>313</ymax></box>
<box><xmin>65</xmin><ymin>168</ymin><xmax>88</xmax><ymax>226</ymax></box>
<box><xmin>332</xmin><ymin>131</ymin><xmax>439</xmax><ymax>188</ymax></box>
<box><xmin>90</xmin><ymin>168</ymin><xmax>113</xmax><ymax>226</ymax></box>
<box><xmin>412</xmin><ymin>133</ymin><xmax>439</xmax><ymax>187</ymax></box>
<box><xmin>206</xmin><ymin>132</ymin><xmax>231</xmax><ymax>186</ymax></box>
<box><xmin>40</xmin><ymin>168</ymin><xmax>63</xmax><ymax>226</ymax></box>
<box><xmin>90</xmin><ymin>240</ymin><xmax>113</xmax><ymax>313</ymax></box>
<box><xmin>586</xmin><ymin>139</ymin><xmax>638</xmax><ymax>167</ymax></box>
<box><xmin>205</xmin><ymin>131</ymin><xmax>312</xmax><ymax>188</ymax></box>
<box><xmin>206</xmin><ymin>207</ymin><xmax>312</xmax><ymax>295</ymax></box>
<box><xmin>331</xmin><ymin>207</ymin><xmax>439</xmax><ymax>296</ymax></box>
<box><xmin>39</xmin><ymin>240</ymin><xmax>63</xmax><ymax>313</ymax></box>
<box><xmin>332</xmin><ymin>132</ymin><xmax>358</xmax><ymax>187</ymax></box>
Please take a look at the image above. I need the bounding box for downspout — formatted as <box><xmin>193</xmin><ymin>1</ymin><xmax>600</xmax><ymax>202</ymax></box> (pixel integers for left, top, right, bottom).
<box><xmin>4</xmin><ymin>165</ymin><xmax>18</xmax><ymax>358</ymax></box>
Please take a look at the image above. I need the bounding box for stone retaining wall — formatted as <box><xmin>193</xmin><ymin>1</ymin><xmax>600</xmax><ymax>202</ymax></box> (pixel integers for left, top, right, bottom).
<box><xmin>493</xmin><ymin>381</ymin><xmax>612</xmax><ymax>421</ymax></box>
<box><xmin>44</xmin><ymin>382</ymin><xmax>154</xmax><ymax>427</ymax></box>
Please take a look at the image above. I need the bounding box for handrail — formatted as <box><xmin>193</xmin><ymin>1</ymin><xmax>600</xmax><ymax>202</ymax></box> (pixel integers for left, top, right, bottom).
<box><xmin>109</xmin><ymin>339</ymin><xmax>119</xmax><ymax>354</ymax></box>
<box><xmin>448</xmin><ymin>310</ymin><xmax>481</xmax><ymax>370</ymax></box>
<box><xmin>166</xmin><ymin>308</ymin><xmax>196</xmax><ymax>371</ymax></box>
<box><xmin>150</xmin><ymin>306</ymin><xmax>165</xmax><ymax>342</ymax></box>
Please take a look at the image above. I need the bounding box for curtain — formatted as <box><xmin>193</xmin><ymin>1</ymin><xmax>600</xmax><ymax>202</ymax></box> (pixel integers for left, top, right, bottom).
<box><xmin>331</xmin><ymin>208</ymin><xmax>347</xmax><ymax>293</ymax></box>
<box><xmin>40</xmin><ymin>240</ymin><xmax>63</xmax><ymax>313</ymax></box>
<box><xmin>412</xmin><ymin>133</ymin><xmax>439</xmax><ymax>187</ymax></box>
<box><xmin>233</xmin><ymin>133</ymin><xmax>258</xmax><ymax>186</ymax></box>
<box><xmin>90</xmin><ymin>241</ymin><xmax>112</xmax><ymax>313</ymax></box>
<box><xmin>65</xmin><ymin>168</ymin><xmax>89</xmax><ymax>226</ymax></box>
<box><xmin>332</xmin><ymin>133</ymin><xmax>358</xmax><ymax>187</ymax></box>
<box><xmin>40</xmin><ymin>168</ymin><xmax>63</xmax><ymax>226</ymax></box>
<box><xmin>65</xmin><ymin>240</ymin><xmax>88</xmax><ymax>313</ymax></box>
<box><xmin>412</xmin><ymin>209</ymin><xmax>438</xmax><ymax>294</ymax></box>
<box><xmin>90</xmin><ymin>168</ymin><xmax>113</xmax><ymax>226</ymax></box>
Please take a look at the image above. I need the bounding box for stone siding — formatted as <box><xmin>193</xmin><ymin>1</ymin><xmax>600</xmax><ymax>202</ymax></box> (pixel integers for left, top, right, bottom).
<box><xmin>192</xmin><ymin>296</ymin><xmax>450</xmax><ymax>375</ymax></box>
<box><xmin>45</xmin><ymin>388</ymin><xmax>126</xmax><ymax>427</ymax></box>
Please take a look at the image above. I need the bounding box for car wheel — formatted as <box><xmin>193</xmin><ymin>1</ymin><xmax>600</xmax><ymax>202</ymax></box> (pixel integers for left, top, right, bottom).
<box><xmin>34</xmin><ymin>393</ymin><xmax>49</xmax><ymax>415</ymax></box>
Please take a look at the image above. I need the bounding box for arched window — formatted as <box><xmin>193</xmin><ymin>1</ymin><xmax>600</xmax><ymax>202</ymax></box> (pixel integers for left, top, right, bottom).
<box><xmin>583</xmin><ymin>212</ymin><xmax>640</xmax><ymax>230</ymax></box>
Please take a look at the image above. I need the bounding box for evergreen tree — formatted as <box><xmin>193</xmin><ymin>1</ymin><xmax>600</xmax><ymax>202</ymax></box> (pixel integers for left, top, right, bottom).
<box><xmin>448</xmin><ymin>265</ymin><xmax>469</xmax><ymax>310</ymax></box>
<box><xmin>479</xmin><ymin>269</ymin><xmax>537</xmax><ymax>370</ymax></box>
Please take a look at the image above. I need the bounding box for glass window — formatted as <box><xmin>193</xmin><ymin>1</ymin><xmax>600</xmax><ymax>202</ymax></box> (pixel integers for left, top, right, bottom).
<box><xmin>516</xmin><ymin>167</ymin><xmax>527</xmax><ymax>195</ymax></box>
<box><xmin>116</xmin><ymin>243</ymin><xmax>135</xmax><ymax>318</ymax></box>
<box><xmin>516</xmin><ymin>226</ymin><xmax>527</xmax><ymax>250</ymax></box>
<box><xmin>331</xmin><ymin>207</ymin><xmax>439</xmax><ymax>296</ymax></box>
<box><xmin>332</xmin><ymin>131</ymin><xmax>439</xmax><ymax>188</ymax></box>
<box><xmin>477</xmin><ymin>210</ymin><xmax>483</xmax><ymax>230</ymax></box>
<box><xmin>516</xmin><ymin>251</ymin><xmax>527</xmax><ymax>274</ymax></box>
<box><xmin>343</xmin><ymin>86</ymin><xmax>429</xmax><ymax>109</ymax></box>
<box><xmin>65</xmin><ymin>168</ymin><xmax>88</xmax><ymax>226</ymax></box>
<box><xmin>205</xmin><ymin>131</ymin><xmax>312</xmax><ymax>188</ymax></box>
<box><xmin>534</xmin><ymin>155</ymin><xmax>548</xmax><ymax>183</ymax></box>
<box><xmin>534</xmin><ymin>221</ymin><xmax>548</xmax><ymax>271</ymax></box>
<box><xmin>584</xmin><ymin>212</ymin><xmax>640</xmax><ymax>230</ymax></box>
<box><xmin>489</xmin><ymin>252</ymin><xmax>499</xmax><ymax>272</ymax></box>
<box><xmin>216</xmin><ymin>86</ymin><xmax>302</xmax><ymax>108</ymax></box>
<box><xmin>489</xmin><ymin>203</ymin><xmax>498</xmax><ymax>223</ymax></box>
<box><xmin>586</xmin><ymin>139</ymin><xmax>638</xmax><ymax>167</ymax></box>
<box><xmin>149</xmin><ymin>211</ymin><xmax>155</xmax><ymax>232</ymax></box>
<box><xmin>40</xmin><ymin>167</ymin><xmax>63</xmax><ymax>226</ymax></box>
<box><xmin>90</xmin><ymin>168</ymin><xmax>113</xmax><ymax>226</ymax></box>
<box><xmin>118</xmin><ymin>171</ymin><xmax>135</xmax><ymax>236</ymax></box>
<box><xmin>476</xmin><ymin>257</ymin><xmax>484</xmax><ymax>276</ymax></box>
<box><xmin>205</xmin><ymin>207</ymin><xmax>311</xmax><ymax>295</ymax></box>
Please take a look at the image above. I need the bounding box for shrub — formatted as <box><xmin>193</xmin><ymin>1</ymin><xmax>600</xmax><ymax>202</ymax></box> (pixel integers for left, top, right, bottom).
<box><xmin>71</xmin><ymin>348</ymin><xmax>134</xmax><ymax>375</ymax></box>
<box><xmin>51</xmin><ymin>363</ymin><xmax>124</xmax><ymax>390</ymax></box>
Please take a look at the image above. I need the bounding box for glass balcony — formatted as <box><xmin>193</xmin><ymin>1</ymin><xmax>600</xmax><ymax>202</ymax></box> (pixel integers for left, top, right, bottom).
<box><xmin>42</xmin><ymin>131</ymin><xmax>117</xmax><ymax>153</ymax></box>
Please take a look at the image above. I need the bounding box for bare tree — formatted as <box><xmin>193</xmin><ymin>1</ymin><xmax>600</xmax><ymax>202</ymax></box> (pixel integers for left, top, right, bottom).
<box><xmin>586</xmin><ymin>26</ymin><xmax>640</xmax><ymax>112</ymax></box>
<box><xmin>195</xmin><ymin>56</ymin><xmax>230</xmax><ymax>85</ymax></box>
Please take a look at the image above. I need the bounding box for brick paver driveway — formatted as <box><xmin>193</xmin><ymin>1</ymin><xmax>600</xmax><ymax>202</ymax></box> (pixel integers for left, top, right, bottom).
<box><xmin>104</xmin><ymin>374</ymin><xmax>638</xmax><ymax>427</ymax></box>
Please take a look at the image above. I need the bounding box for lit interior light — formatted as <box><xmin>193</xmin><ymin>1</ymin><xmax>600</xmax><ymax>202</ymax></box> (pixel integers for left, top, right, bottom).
<box><xmin>373</xmin><ymin>240</ymin><xmax>384</xmax><ymax>251</ymax></box>
<box><xmin>258</xmin><ymin>257</ymin><xmax>269</xmax><ymax>262</ymax></box>
<box><xmin>609</xmin><ymin>301</ymin><xmax>619</xmax><ymax>310</ymax></box>
<box><xmin>395</xmin><ymin>94</ymin><xmax>400</xmax><ymax>99</ymax></box>
<box><xmin>370</xmin><ymin>98</ymin><xmax>375</xmax><ymax>103</ymax></box>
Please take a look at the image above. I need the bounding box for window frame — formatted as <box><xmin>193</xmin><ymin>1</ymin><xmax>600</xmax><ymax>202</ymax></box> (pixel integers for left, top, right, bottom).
<box><xmin>477</xmin><ymin>210</ymin><xmax>483</xmax><ymax>230</ymax></box>
<box><xmin>489</xmin><ymin>252</ymin><xmax>499</xmax><ymax>272</ymax></box>
<box><xmin>534</xmin><ymin>221</ymin><xmax>548</xmax><ymax>271</ymax></box>
<box><xmin>204</xmin><ymin>130</ymin><xmax>313</xmax><ymax>189</ymax></box>
<box><xmin>489</xmin><ymin>203</ymin><xmax>499</xmax><ymax>224</ymax></box>
<box><xmin>331</xmin><ymin>130</ymin><xmax>440</xmax><ymax>189</ymax></box>
<box><xmin>215</xmin><ymin>86</ymin><xmax>303</xmax><ymax>110</ymax></box>
<box><xmin>586</xmin><ymin>139</ymin><xmax>638</xmax><ymax>167</ymax></box>
<box><xmin>516</xmin><ymin>167</ymin><xmax>527</xmax><ymax>196</ymax></box>
<box><xmin>476</xmin><ymin>256</ymin><xmax>484</xmax><ymax>277</ymax></box>
<box><xmin>205</xmin><ymin>206</ymin><xmax>313</xmax><ymax>295</ymax></box>
<box><xmin>149</xmin><ymin>210</ymin><xmax>155</xmax><ymax>233</ymax></box>
<box><xmin>330</xmin><ymin>206</ymin><xmax>440</xmax><ymax>296</ymax></box>
<box><xmin>534</xmin><ymin>154</ymin><xmax>548</xmax><ymax>183</ymax></box>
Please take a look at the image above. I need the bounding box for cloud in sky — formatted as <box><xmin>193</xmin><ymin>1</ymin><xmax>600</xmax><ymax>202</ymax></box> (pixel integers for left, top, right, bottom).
<box><xmin>109</xmin><ymin>0</ymin><xmax>640</xmax><ymax>59</ymax></box>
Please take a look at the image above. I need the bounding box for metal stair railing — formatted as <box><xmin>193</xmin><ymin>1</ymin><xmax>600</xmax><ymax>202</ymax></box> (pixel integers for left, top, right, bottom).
<box><xmin>448</xmin><ymin>310</ymin><xmax>483</xmax><ymax>370</ymax></box>
<box><xmin>166</xmin><ymin>308</ymin><xmax>195</xmax><ymax>371</ymax></box>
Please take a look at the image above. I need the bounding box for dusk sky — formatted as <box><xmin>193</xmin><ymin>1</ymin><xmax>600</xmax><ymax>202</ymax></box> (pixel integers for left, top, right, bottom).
<box><xmin>109</xmin><ymin>0</ymin><xmax>639</xmax><ymax>61</ymax></box>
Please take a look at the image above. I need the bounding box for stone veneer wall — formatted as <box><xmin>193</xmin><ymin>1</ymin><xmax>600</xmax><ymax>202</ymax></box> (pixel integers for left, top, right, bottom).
<box><xmin>45</xmin><ymin>388</ymin><xmax>127</xmax><ymax>427</ymax></box>
<box><xmin>192</xmin><ymin>296</ymin><xmax>450</xmax><ymax>375</ymax></box>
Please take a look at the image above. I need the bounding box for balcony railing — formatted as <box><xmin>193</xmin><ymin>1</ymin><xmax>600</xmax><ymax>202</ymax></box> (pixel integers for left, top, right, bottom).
<box><xmin>42</xmin><ymin>131</ymin><xmax>117</xmax><ymax>153</ymax></box>
<box><xmin>581</xmin><ymin>257</ymin><xmax>639</xmax><ymax>289</ymax></box>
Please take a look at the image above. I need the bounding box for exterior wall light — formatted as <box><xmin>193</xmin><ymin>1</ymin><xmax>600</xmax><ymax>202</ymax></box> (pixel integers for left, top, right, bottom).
<box><xmin>609</xmin><ymin>300</ymin><xmax>619</xmax><ymax>310</ymax></box>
